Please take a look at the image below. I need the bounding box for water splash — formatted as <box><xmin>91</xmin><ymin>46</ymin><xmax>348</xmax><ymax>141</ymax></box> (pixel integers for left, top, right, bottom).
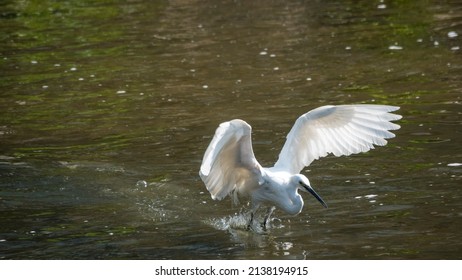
<box><xmin>204</xmin><ymin>208</ymin><xmax>284</xmax><ymax>235</ymax></box>
<box><xmin>205</xmin><ymin>211</ymin><xmax>251</xmax><ymax>231</ymax></box>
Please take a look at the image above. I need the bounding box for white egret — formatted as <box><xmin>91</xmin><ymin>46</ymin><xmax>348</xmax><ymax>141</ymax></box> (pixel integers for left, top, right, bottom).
<box><xmin>199</xmin><ymin>104</ymin><xmax>401</xmax><ymax>230</ymax></box>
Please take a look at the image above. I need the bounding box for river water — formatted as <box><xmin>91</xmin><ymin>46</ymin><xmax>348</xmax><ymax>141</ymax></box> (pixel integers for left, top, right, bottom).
<box><xmin>1</xmin><ymin>0</ymin><xmax>461</xmax><ymax>259</ymax></box>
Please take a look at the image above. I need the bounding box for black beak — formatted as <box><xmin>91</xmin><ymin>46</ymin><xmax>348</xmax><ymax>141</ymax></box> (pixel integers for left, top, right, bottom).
<box><xmin>302</xmin><ymin>183</ymin><xmax>328</xmax><ymax>208</ymax></box>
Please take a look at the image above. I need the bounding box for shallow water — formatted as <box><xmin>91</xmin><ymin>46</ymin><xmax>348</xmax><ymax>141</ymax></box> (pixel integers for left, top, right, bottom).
<box><xmin>1</xmin><ymin>0</ymin><xmax>461</xmax><ymax>259</ymax></box>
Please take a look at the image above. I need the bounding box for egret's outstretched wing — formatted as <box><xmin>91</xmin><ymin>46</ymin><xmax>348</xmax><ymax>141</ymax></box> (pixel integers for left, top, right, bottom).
<box><xmin>274</xmin><ymin>105</ymin><xmax>402</xmax><ymax>174</ymax></box>
<box><xmin>200</xmin><ymin>119</ymin><xmax>262</xmax><ymax>202</ymax></box>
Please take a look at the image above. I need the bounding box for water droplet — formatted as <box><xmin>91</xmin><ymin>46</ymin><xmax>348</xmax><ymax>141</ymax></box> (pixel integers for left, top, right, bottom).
<box><xmin>447</xmin><ymin>163</ymin><xmax>462</xmax><ymax>167</ymax></box>
<box><xmin>259</xmin><ymin>51</ymin><xmax>268</xmax><ymax>56</ymax></box>
<box><xmin>202</xmin><ymin>85</ymin><xmax>209</xmax><ymax>89</ymax></box>
<box><xmin>388</xmin><ymin>45</ymin><xmax>403</xmax><ymax>50</ymax></box>
<box><xmin>31</xmin><ymin>60</ymin><xmax>38</xmax><ymax>64</ymax></box>
<box><xmin>136</xmin><ymin>180</ymin><xmax>148</xmax><ymax>188</ymax></box>
<box><xmin>281</xmin><ymin>241</ymin><xmax>293</xmax><ymax>250</ymax></box>
<box><xmin>448</xmin><ymin>31</ymin><xmax>458</xmax><ymax>38</ymax></box>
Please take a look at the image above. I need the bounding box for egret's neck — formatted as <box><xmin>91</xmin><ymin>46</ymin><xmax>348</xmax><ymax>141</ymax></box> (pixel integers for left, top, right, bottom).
<box><xmin>281</xmin><ymin>186</ymin><xmax>304</xmax><ymax>215</ymax></box>
<box><xmin>259</xmin><ymin>168</ymin><xmax>304</xmax><ymax>215</ymax></box>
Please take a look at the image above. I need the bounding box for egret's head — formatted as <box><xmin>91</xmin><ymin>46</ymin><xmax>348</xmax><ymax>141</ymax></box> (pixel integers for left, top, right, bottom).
<box><xmin>293</xmin><ymin>174</ymin><xmax>328</xmax><ymax>208</ymax></box>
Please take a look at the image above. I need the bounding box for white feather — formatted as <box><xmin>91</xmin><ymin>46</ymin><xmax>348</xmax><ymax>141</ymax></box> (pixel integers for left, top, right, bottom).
<box><xmin>199</xmin><ymin>119</ymin><xmax>262</xmax><ymax>202</ymax></box>
<box><xmin>273</xmin><ymin>105</ymin><xmax>402</xmax><ymax>173</ymax></box>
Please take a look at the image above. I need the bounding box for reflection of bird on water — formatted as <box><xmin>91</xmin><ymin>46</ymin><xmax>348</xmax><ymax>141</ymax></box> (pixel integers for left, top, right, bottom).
<box><xmin>199</xmin><ymin>105</ymin><xmax>402</xmax><ymax>230</ymax></box>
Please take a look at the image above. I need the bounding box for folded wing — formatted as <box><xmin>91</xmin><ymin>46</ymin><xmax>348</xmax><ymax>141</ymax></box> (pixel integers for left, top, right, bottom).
<box><xmin>273</xmin><ymin>105</ymin><xmax>402</xmax><ymax>174</ymax></box>
<box><xmin>200</xmin><ymin>119</ymin><xmax>262</xmax><ymax>202</ymax></box>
